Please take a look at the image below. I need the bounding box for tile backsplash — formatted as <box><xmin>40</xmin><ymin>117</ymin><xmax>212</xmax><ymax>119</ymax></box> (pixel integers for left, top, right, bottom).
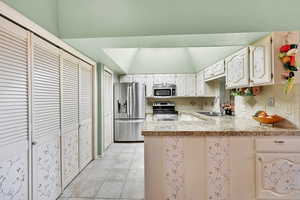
<box><xmin>146</xmin><ymin>97</ymin><xmax>216</xmax><ymax>113</ymax></box>
<box><xmin>235</xmin><ymin>84</ymin><xmax>300</xmax><ymax>128</ymax></box>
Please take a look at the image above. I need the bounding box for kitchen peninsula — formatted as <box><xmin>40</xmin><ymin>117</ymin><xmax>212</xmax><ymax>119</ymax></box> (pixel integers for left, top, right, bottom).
<box><xmin>143</xmin><ymin>112</ymin><xmax>300</xmax><ymax>200</ymax></box>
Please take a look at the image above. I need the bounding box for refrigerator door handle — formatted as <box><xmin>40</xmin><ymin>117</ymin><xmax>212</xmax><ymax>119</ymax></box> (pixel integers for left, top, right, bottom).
<box><xmin>127</xmin><ymin>85</ymin><xmax>130</xmax><ymax>117</ymax></box>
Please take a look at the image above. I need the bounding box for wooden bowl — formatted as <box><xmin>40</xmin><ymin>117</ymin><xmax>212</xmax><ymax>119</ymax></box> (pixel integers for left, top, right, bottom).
<box><xmin>253</xmin><ymin>115</ymin><xmax>284</xmax><ymax>124</ymax></box>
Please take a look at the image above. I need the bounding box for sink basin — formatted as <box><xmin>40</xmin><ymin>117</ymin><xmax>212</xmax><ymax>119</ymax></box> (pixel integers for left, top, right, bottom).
<box><xmin>197</xmin><ymin>111</ymin><xmax>222</xmax><ymax>116</ymax></box>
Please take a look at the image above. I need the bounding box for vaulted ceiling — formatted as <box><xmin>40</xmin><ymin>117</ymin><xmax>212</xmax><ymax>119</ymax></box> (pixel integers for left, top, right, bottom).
<box><xmin>3</xmin><ymin>0</ymin><xmax>300</xmax><ymax>74</ymax></box>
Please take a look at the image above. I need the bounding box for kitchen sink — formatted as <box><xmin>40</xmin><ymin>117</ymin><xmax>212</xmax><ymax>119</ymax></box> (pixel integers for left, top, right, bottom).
<box><xmin>197</xmin><ymin>111</ymin><xmax>222</xmax><ymax>116</ymax></box>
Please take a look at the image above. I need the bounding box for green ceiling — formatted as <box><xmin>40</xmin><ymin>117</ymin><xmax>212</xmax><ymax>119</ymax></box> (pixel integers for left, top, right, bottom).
<box><xmin>2</xmin><ymin>0</ymin><xmax>59</xmax><ymax>36</ymax></box>
<box><xmin>58</xmin><ymin>0</ymin><xmax>300</xmax><ymax>38</ymax></box>
<box><xmin>2</xmin><ymin>0</ymin><xmax>299</xmax><ymax>74</ymax></box>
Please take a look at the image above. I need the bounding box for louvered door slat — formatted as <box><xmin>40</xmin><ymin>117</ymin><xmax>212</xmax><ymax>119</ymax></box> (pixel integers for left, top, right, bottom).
<box><xmin>0</xmin><ymin>16</ymin><xmax>29</xmax><ymax>200</ymax></box>
<box><xmin>0</xmin><ymin>17</ymin><xmax>28</xmax><ymax>144</ymax></box>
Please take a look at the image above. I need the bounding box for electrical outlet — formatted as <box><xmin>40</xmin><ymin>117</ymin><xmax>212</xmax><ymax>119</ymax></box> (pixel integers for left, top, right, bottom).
<box><xmin>267</xmin><ymin>97</ymin><xmax>275</xmax><ymax>107</ymax></box>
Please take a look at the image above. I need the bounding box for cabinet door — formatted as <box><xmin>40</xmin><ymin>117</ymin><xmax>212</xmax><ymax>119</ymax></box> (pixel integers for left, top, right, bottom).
<box><xmin>79</xmin><ymin>62</ymin><xmax>93</xmax><ymax>170</ymax></box>
<box><xmin>0</xmin><ymin>16</ymin><xmax>29</xmax><ymax>200</ymax></box>
<box><xmin>204</xmin><ymin>66</ymin><xmax>214</xmax><ymax>80</ymax></box>
<box><xmin>185</xmin><ymin>74</ymin><xmax>196</xmax><ymax>96</ymax></box>
<box><xmin>256</xmin><ymin>153</ymin><xmax>300</xmax><ymax>199</ymax></box>
<box><xmin>145</xmin><ymin>75</ymin><xmax>154</xmax><ymax>97</ymax></box>
<box><xmin>175</xmin><ymin>74</ymin><xmax>186</xmax><ymax>96</ymax></box>
<box><xmin>31</xmin><ymin>35</ymin><xmax>61</xmax><ymax>200</ymax></box>
<box><xmin>214</xmin><ymin>60</ymin><xmax>225</xmax><ymax>77</ymax></box>
<box><xmin>250</xmin><ymin>35</ymin><xmax>273</xmax><ymax>86</ymax></box>
<box><xmin>120</xmin><ymin>75</ymin><xmax>132</xmax><ymax>83</ymax></box>
<box><xmin>196</xmin><ymin>71</ymin><xmax>205</xmax><ymax>96</ymax></box>
<box><xmin>61</xmin><ymin>52</ymin><xmax>79</xmax><ymax>188</ymax></box>
<box><xmin>225</xmin><ymin>48</ymin><xmax>250</xmax><ymax>89</ymax></box>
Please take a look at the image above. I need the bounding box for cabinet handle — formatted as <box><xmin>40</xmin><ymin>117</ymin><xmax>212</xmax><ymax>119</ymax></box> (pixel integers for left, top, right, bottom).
<box><xmin>258</xmin><ymin>157</ymin><xmax>262</xmax><ymax>161</ymax></box>
<box><xmin>250</xmin><ymin>80</ymin><xmax>254</xmax><ymax>83</ymax></box>
<box><xmin>274</xmin><ymin>140</ymin><xmax>285</xmax><ymax>144</ymax></box>
<box><xmin>32</xmin><ymin>141</ymin><xmax>37</xmax><ymax>146</ymax></box>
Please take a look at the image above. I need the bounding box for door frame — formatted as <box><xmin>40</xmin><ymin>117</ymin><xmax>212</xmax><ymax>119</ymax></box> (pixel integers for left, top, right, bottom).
<box><xmin>100</xmin><ymin>66</ymin><xmax>114</xmax><ymax>154</ymax></box>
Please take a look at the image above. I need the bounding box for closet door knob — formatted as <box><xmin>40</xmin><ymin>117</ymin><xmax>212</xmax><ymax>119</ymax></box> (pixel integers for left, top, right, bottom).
<box><xmin>32</xmin><ymin>141</ymin><xmax>37</xmax><ymax>145</ymax></box>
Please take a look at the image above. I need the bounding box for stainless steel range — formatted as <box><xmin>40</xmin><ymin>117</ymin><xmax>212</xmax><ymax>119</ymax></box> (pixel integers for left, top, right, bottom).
<box><xmin>152</xmin><ymin>102</ymin><xmax>178</xmax><ymax>121</ymax></box>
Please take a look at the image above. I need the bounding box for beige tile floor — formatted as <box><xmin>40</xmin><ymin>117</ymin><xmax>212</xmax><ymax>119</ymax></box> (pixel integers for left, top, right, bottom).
<box><xmin>59</xmin><ymin>143</ymin><xmax>144</xmax><ymax>200</ymax></box>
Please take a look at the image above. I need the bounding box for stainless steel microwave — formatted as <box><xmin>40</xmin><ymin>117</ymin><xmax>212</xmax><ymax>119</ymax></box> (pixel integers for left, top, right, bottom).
<box><xmin>153</xmin><ymin>83</ymin><xmax>176</xmax><ymax>97</ymax></box>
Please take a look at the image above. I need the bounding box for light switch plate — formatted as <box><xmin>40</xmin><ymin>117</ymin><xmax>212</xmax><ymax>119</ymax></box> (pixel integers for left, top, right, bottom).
<box><xmin>267</xmin><ymin>97</ymin><xmax>275</xmax><ymax>107</ymax></box>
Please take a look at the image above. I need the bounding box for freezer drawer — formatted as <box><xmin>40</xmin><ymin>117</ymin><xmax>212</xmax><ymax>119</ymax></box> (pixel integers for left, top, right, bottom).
<box><xmin>114</xmin><ymin>119</ymin><xmax>144</xmax><ymax>142</ymax></box>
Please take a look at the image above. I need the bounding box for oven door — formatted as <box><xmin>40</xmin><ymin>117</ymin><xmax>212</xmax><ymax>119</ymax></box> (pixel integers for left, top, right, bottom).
<box><xmin>153</xmin><ymin>89</ymin><xmax>172</xmax><ymax>97</ymax></box>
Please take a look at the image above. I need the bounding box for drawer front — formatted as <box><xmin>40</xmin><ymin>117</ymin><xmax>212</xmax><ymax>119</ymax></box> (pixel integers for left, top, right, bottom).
<box><xmin>256</xmin><ymin>138</ymin><xmax>300</xmax><ymax>153</ymax></box>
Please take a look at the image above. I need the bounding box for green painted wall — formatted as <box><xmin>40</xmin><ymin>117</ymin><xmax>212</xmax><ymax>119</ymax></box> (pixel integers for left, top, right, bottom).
<box><xmin>97</xmin><ymin>63</ymin><xmax>103</xmax><ymax>155</ymax></box>
<box><xmin>128</xmin><ymin>48</ymin><xmax>195</xmax><ymax>74</ymax></box>
<box><xmin>2</xmin><ymin>0</ymin><xmax>59</xmax><ymax>36</ymax></box>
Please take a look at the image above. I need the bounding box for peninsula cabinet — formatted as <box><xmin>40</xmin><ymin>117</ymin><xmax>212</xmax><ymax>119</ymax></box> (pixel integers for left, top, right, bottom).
<box><xmin>255</xmin><ymin>138</ymin><xmax>300</xmax><ymax>200</ymax></box>
<box><xmin>145</xmin><ymin>136</ymin><xmax>300</xmax><ymax>200</ymax></box>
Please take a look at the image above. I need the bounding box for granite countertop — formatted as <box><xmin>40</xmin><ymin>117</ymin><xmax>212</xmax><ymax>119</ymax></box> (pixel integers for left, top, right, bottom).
<box><xmin>142</xmin><ymin>111</ymin><xmax>300</xmax><ymax>136</ymax></box>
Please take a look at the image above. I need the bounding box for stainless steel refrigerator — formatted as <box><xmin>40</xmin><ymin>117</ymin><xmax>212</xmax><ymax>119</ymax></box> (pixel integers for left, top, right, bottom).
<box><xmin>114</xmin><ymin>82</ymin><xmax>145</xmax><ymax>142</ymax></box>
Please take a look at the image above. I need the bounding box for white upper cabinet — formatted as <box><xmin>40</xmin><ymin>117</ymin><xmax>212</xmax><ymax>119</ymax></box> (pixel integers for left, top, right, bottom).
<box><xmin>185</xmin><ymin>74</ymin><xmax>196</xmax><ymax>96</ymax></box>
<box><xmin>175</xmin><ymin>74</ymin><xmax>196</xmax><ymax>96</ymax></box>
<box><xmin>144</xmin><ymin>75</ymin><xmax>154</xmax><ymax>97</ymax></box>
<box><xmin>249</xmin><ymin>35</ymin><xmax>273</xmax><ymax>86</ymax></box>
<box><xmin>196</xmin><ymin>71</ymin><xmax>205</xmax><ymax>96</ymax></box>
<box><xmin>204</xmin><ymin>60</ymin><xmax>225</xmax><ymax>82</ymax></box>
<box><xmin>196</xmin><ymin>71</ymin><xmax>216</xmax><ymax>97</ymax></box>
<box><xmin>120</xmin><ymin>75</ymin><xmax>133</xmax><ymax>83</ymax></box>
<box><xmin>225</xmin><ymin>47</ymin><xmax>250</xmax><ymax>89</ymax></box>
<box><xmin>153</xmin><ymin>74</ymin><xmax>176</xmax><ymax>84</ymax></box>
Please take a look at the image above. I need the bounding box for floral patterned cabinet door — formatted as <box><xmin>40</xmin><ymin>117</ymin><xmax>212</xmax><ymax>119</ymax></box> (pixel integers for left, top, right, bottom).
<box><xmin>163</xmin><ymin>137</ymin><xmax>185</xmax><ymax>200</ymax></box>
<box><xmin>249</xmin><ymin>35</ymin><xmax>273</xmax><ymax>86</ymax></box>
<box><xmin>207</xmin><ymin>137</ymin><xmax>230</xmax><ymax>200</ymax></box>
<box><xmin>225</xmin><ymin>47</ymin><xmax>250</xmax><ymax>89</ymax></box>
<box><xmin>256</xmin><ymin>153</ymin><xmax>300</xmax><ymax>199</ymax></box>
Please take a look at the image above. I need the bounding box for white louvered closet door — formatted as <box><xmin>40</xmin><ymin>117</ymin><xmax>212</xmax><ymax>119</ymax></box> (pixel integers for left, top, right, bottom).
<box><xmin>61</xmin><ymin>51</ymin><xmax>79</xmax><ymax>188</ymax></box>
<box><xmin>0</xmin><ymin>17</ymin><xmax>29</xmax><ymax>200</ymax></box>
<box><xmin>31</xmin><ymin>35</ymin><xmax>61</xmax><ymax>200</ymax></box>
<box><xmin>79</xmin><ymin>62</ymin><xmax>93</xmax><ymax>170</ymax></box>
<box><xmin>0</xmin><ymin>16</ymin><xmax>29</xmax><ymax>200</ymax></box>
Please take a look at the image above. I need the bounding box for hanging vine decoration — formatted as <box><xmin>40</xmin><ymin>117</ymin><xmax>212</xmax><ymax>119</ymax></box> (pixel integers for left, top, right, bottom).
<box><xmin>279</xmin><ymin>44</ymin><xmax>298</xmax><ymax>94</ymax></box>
